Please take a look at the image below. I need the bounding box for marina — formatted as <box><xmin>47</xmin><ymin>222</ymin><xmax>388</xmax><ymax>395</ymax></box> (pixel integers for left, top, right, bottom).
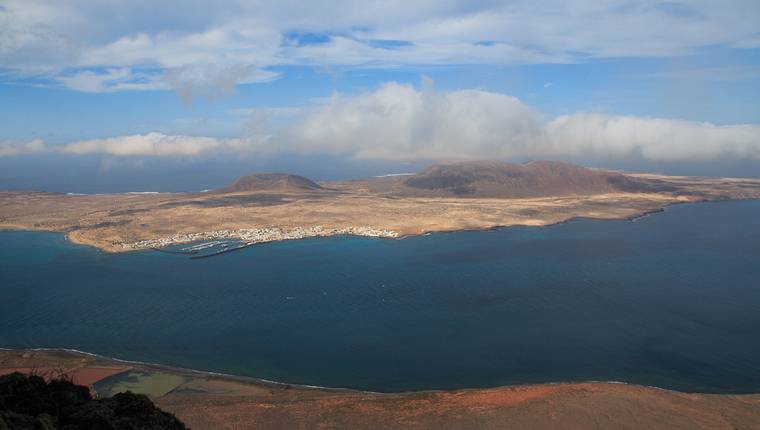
<box><xmin>189</xmin><ymin>242</ymin><xmax>255</xmax><ymax>259</ymax></box>
<box><xmin>121</xmin><ymin>226</ymin><xmax>400</xmax><ymax>253</ymax></box>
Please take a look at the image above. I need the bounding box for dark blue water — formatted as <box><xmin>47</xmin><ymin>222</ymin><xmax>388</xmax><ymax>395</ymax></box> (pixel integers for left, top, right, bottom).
<box><xmin>2</xmin><ymin>200</ymin><xmax>760</xmax><ymax>393</ymax></box>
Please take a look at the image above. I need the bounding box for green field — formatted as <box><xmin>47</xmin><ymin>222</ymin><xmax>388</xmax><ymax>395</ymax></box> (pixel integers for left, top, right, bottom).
<box><xmin>94</xmin><ymin>370</ymin><xmax>185</xmax><ymax>397</ymax></box>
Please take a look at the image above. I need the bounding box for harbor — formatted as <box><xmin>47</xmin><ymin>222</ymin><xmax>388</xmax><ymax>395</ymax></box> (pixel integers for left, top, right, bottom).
<box><xmin>122</xmin><ymin>226</ymin><xmax>400</xmax><ymax>257</ymax></box>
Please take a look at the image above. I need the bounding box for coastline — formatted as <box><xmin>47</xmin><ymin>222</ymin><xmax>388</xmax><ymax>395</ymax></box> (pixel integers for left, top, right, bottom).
<box><xmin>0</xmin><ymin>196</ymin><xmax>725</xmax><ymax>255</ymax></box>
<box><xmin>2</xmin><ymin>170</ymin><xmax>760</xmax><ymax>255</ymax></box>
<box><xmin>119</xmin><ymin>225</ymin><xmax>400</xmax><ymax>252</ymax></box>
<box><xmin>3</xmin><ymin>194</ymin><xmax>699</xmax><ymax>254</ymax></box>
<box><xmin>0</xmin><ymin>346</ymin><xmax>674</xmax><ymax>395</ymax></box>
<box><xmin>3</xmin><ymin>347</ymin><xmax>759</xmax><ymax>430</ymax></box>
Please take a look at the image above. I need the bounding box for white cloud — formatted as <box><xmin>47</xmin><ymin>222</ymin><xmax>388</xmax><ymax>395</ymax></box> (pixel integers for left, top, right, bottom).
<box><xmin>166</xmin><ymin>64</ymin><xmax>280</xmax><ymax>103</ymax></box>
<box><xmin>545</xmin><ymin>114</ymin><xmax>760</xmax><ymax>161</ymax></box>
<box><xmin>4</xmin><ymin>83</ymin><xmax>759</xmax><ymax>162</ymax></box>
<box><xmin>2</xmin><ymin>1</ymin><xmax>760</xmax><ymax>95</ymax></box>
<box><xmin>0</xmin><ymin>139</ymin><xmax>47</xmax><ymax>157</ymax></box>
<box><xmin>55</xmin><ymin>68</ymin><xmax>168</xmax><ymax>92</ymax></box>
<box><xmin>630</xmin><ymin>65</ymin><xmax>760</xmax><ymax>82</ymax></box>
<box><xmin>282</xmin><ymin>80</ymin><xmax>544</xmax><ymax>160</ymax></box>
<box><xmin>59</xmin><ymin>132</ymin><xmax>242</xmax><ymax>156</ymax></box>
<box><xmin>280</xmin><ymin>82</ymin><xmax>760</xmax><ymax>161</ymax></box>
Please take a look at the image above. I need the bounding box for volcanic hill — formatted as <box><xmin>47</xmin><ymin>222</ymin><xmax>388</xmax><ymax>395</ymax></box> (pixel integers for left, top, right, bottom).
<box><xmin>393</xmin><ymin>160</ymin><xmax>668</xmax><ymax>198</ymax></box>
<box><xmin>217</xmin><ymin>173</ymin><xmax>323</xmax><ymax>193</ymax></box>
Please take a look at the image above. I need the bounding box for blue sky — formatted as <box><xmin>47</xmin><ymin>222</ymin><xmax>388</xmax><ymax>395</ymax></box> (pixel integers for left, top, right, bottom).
<box><xmin>1</xmin><ymin>1</ymin><xmax>759</xmax><ymax>191</ymax></box>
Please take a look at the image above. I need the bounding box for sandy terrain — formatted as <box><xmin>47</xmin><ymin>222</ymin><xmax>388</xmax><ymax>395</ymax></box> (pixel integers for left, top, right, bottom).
<box><xmin>2</xmin><ymin>349</ymin><xmax>759</xmax><ymax>430</ymax></box>
<box><xmin>2</xmin><ymin>171</ymin><xmax>760</xmax><ymax>253</ymax></box>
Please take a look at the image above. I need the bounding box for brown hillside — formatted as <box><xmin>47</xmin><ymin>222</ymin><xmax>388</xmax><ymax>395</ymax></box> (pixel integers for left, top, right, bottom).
<box><xmin>217</xmin><ymin>173</ymin><xmax>323</xmax><ymax>193</ymax></box>
<box><xmin>396</xmin><ymin>160</ymin><xmax>672</xmax><ymax>198</ymax></box>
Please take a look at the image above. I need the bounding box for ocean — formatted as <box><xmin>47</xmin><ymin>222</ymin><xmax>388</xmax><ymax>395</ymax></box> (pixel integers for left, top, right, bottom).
<box><xmin>1</xmin><ymin>200</ymin><xmax>759</xmax><ymax>393</ymax></box>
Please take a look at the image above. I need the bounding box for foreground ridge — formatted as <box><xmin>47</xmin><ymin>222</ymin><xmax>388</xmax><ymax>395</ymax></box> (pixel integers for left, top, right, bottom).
<box><xmin>2</xmin><ymin>349</ymin><xmax>759</xmax><ymax>430</ymax></box>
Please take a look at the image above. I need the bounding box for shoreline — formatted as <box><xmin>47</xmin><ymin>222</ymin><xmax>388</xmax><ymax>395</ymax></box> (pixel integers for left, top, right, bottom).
<box><xmin>0</xmin><ymin>347</ymin><xmax>738</xmax><ymax>396</ymax></box>
<box><xmin>119</xmin><ymin>225</ymin><xmax>400</xmax><ymax>252</ymax></box>
<box><xmin>4</xmin><ymin>347</ymin><xmax>760</xmax><ymax>430</ymax></box>
<box><xmin>73</xmin><ymin>197</ymin><xmax>748</xmax><ymax>254</ymax></box>
<box><xmin>3</xmin><ymin>169</ymin><xmax>760</xmax><ymax>256</ymax></box>
<box><xmin>0</xmin><ymin>347</ymin><xmax>356</xmax><ymax>393</ymax></box>
<box><xmin>0</xmin><ymin>196</ymin><xmax>736</xmax><ymax>255</ymax></box>
<box><xmin>0</xmin><ymin>196</ymin><xmax>701</xmax><ymax>254</ymax></box>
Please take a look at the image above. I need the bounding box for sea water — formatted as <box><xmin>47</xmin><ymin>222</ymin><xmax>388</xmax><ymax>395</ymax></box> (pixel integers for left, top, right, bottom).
<box><xmin>1</xmin><ymin>200</ymin><xmax>759</xmax><ymax>393</ymax></box>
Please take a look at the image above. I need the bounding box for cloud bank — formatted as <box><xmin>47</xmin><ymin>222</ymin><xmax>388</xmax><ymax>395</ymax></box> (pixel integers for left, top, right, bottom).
<box><xmin>0</xmin><ymin>139</ymin><xmax>47</xmax><ymax>157</ymax></box>
<box><xmin>6</xmin><ymin>83</ymin><xmax>758</xmax><ymax>163</ymax></box>
<box><xmin>285</xmin><ymin>83</ymin><xmax>760</xmax><ymax>161</ymax></box>
<box><xmin>284</xmin><ymin>80</ymin><xmax>544</xmax><ymax>160</ymax></box>
<box><xmin>59</xmin><ymin>133</ymin><xmax>247</xmax><ymax>157</ymax></box>
<box><xmin>545</xmin><ymin>114</ymin><xmax>760</xmax><ymax>161</ymax></box>
<box><xmin>2</xmin><ymin>1</ymin><xmax>760</xmax><ymax>96</ymax></box>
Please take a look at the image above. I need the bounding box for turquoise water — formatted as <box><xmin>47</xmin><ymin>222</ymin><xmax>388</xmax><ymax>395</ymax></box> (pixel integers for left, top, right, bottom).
<box><xmin>1</xmin><ymin>200</ymin><xmax>760</xmax><ymax>393</ymax></box>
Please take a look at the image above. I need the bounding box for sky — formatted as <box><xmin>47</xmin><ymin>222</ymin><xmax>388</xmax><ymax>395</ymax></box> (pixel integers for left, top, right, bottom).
<box><xmin>1</xmin><ymin>0</ymin><xmax>759</xmax><ymax>192</ymax></box>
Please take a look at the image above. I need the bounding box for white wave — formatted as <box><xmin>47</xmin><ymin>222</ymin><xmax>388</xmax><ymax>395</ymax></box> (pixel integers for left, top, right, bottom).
<box><xmin>0</xmin><ymin>346</ymin><xmax>677</xmax><ymax>395</ymax></box>
<box><xmin>373</xmin><ymin>173</ymin><xmax>416</xmax><ymax>177</ymax></box>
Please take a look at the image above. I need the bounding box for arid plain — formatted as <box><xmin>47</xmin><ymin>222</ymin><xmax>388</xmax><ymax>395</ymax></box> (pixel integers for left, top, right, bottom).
<box><xmin>2</xmin><ymin>161</ymin><xmax>760</xmax><ymax>253</ymax></box>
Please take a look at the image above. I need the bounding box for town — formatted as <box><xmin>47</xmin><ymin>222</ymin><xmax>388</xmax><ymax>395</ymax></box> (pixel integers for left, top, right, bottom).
<box><xmin>121</xmin><ymin>226</ymin><xmax>400</xmax><ymax>251</ymax></box>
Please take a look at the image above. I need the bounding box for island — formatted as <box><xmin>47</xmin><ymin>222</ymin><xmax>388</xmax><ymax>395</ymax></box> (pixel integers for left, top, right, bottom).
<box><xmin>2</xmin><ymin>160</ymin><xmax>760</xmax><ymax>253</ymax></box>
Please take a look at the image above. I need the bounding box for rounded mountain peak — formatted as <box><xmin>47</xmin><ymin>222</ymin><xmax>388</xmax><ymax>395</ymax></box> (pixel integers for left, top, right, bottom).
<box><xmin>218</xmin><ymin>173</ymin><xmax>322</xmax><ymax>193</ymax></box>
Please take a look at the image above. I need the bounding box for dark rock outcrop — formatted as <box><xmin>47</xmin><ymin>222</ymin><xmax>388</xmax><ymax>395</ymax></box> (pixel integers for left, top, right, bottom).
<box><xmin>0</xmin><ymin>372</ymin><xmax>186</xmax><ymax>430</ymax></box>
